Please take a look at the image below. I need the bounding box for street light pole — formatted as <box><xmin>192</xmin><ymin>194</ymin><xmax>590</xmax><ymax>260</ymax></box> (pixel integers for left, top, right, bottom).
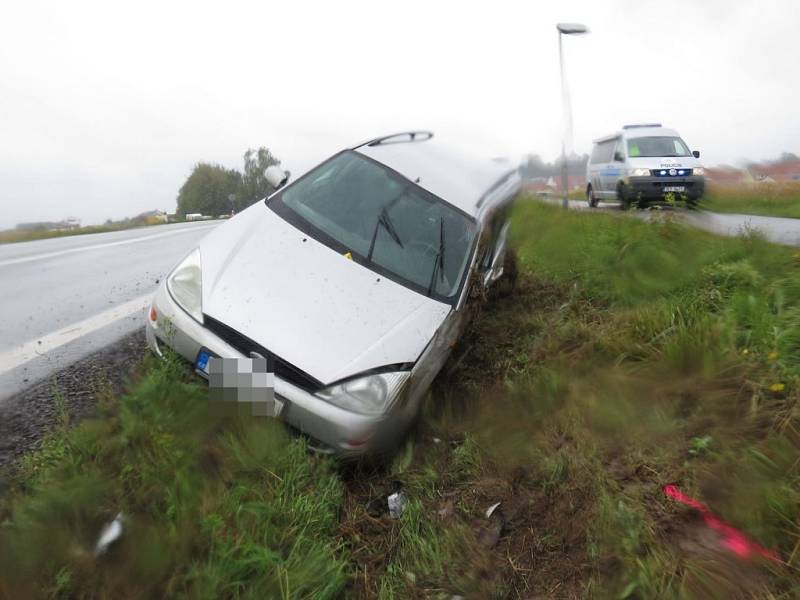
<box><xmin>556</xmin><ymin>22</ymin><xmax>589</xmax><ymax>210</ymax></box>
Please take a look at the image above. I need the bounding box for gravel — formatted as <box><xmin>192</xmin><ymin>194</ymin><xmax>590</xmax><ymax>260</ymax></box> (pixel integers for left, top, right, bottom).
<box><xmin>0</xmin><ymin>329</ymin><xmax>147</xmax><ymax>473</ymax></box>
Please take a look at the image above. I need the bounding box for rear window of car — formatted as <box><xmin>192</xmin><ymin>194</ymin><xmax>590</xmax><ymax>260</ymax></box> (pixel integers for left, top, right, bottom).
<box><xmin>268</xmin><ymin>151</ymin><xmax>478</xmax><ymax>303</ymax></box>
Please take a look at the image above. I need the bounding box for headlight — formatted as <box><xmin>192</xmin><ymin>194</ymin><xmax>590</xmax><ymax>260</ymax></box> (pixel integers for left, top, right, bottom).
<box><xmin>630</xmin><ymin>168</ymin><xmax>650</xmax><ymax>177</ymax></box>
<box><xmin>167</xmin><ymin>248</ymin><xmax>203</xmax><ymax>323</ymax></box>
<box><xmin>317</xmin><ymin>371</ymin><xmax>411</xmax><ymax>415</ymax></box>
<box><xmin>693</xmin><ymin>167</ymin><xmax>704</xmax><ymax>176</ymax></box>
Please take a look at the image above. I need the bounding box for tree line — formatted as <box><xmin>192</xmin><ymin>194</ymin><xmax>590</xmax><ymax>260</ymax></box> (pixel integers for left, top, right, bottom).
<box><xmin>176</xmin><ymin>147</ymin><xmax>282</xmax><ymax>217</ymax></box>
<box><xmin>519</xmin><ymin>153</ymin><xmax>589</xmax><ymax>180</ymax></box>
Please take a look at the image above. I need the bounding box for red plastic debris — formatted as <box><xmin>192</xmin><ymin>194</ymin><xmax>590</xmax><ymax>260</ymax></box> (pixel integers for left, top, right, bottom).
<box><xmin>663</xmin><ymin>484</ymin><xmax>780</xmax><ymax>564</ymax></box>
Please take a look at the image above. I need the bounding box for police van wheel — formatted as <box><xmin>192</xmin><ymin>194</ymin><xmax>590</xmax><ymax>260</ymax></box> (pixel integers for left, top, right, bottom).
<box><xmin>587</xmin><ymin>185</ymin><xmax>599</xmax><ymax>208</ymax></box>
<box><xmin>617</xmin><ymin>183</ymin><xmax>631</xmax><ymax>210</ymax></box>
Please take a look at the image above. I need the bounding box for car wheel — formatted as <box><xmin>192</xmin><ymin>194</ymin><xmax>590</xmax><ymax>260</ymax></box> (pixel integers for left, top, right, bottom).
<box><xmin>617</xmin><ymin>182</ymin><xmax>631</xmax><ymax>210</ymax></box>
<box><xmin>685</xmin><ymin>196</ymin><xmax>701</xmax><ymax>210</ymax></box>
<box><xmin>587</xmin><ymin>185</ymin><xmax>599</xmax><ymax>208</ymax></box>
<box><xmin>488</xmin><ymin>248</ymin><xmax>518</xmax><ymax>301</ymax></box>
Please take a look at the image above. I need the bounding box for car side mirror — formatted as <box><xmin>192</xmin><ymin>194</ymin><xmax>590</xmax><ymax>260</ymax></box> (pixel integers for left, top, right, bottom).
<box><xmin>264</xmin><ymin>165</ymin><xmax>290</xmax><ymax>190</ymax></box>
<box><xmin>614</xmin><ymin>152</ymin><xmax>624</xmax><ymax>162</ymax></box>
<box><xmin>692</xmin><ymin>150</ymin><xmax>700</xmax><ymax>159</ymax></box>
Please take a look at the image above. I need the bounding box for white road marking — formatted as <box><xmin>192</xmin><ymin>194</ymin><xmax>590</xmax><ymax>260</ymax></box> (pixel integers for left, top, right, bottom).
<box><xmin>0</xmin><ymin>293</ymin><xmax>152</xmax><ymax>374</ymax></box>
<box><xmin>0</xmin><ymin>224</ymin><xmax>218</xmax><ymax>268</ymax></box>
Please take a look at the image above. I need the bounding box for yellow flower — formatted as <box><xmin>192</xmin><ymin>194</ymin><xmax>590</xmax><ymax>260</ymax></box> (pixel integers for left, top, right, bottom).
<box><xmin>767</xmin><ymin>351</ymin><xmax>778</xmax><ymax>361</ymax></box>
<box><xmin>741</xmin><ymin>348</ymin><xmax>749</xmax><ymax>356</ymax></box>
<box><xmin>769</xmin><ymin>383</ymin><xmax>785</xmax><ymax>393</ymax></box>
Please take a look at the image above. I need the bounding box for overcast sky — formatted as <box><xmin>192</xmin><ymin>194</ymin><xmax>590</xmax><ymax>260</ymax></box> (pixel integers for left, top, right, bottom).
<box><xmin>0</xmin><ymin>0</ymin><xmax>798</xmax><ymax>228</ymax></box>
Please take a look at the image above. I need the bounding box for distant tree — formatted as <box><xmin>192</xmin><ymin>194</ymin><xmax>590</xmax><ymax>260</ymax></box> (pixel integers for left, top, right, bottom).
<box><xmin>238</xmin><ymin>147</ymin><xmax>281</xmax><ymax>209</ymax></box>
<box><xmin>521</xmin><ymin>154</ymin><xmax>550</xmax><ymax>178</ymax></box>
<box><xmin>521</xmin><ymin>152</ymin><xmax>588</xmax><ymax>179</ymax></box>
<box><xmin>176</xmin><ymin>163</ymin><xmax>242</xmax><ymax>217</ymax></box>
<box><xmin>778</xmin><ymin>152</ymin><xmax>799</xmax><ymax>163</ymax></box>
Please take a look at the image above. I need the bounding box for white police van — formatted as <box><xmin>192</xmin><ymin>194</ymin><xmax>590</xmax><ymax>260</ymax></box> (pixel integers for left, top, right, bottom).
<box><xmin>586</xmin><ymin>124</ymin><xmax>704</xmax><ymax>209</ymax></box>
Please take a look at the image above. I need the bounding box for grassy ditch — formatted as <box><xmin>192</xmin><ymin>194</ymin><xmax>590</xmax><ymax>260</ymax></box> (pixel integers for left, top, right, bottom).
<box><xmin>2</xmin><ymin>198</ymin><xmax>799</xmax><ymax>598</ymax></box>
<box><xmin>704</xmin><ymin>182</ymin><xmax>800</xmax><ymax>219</ymax></box>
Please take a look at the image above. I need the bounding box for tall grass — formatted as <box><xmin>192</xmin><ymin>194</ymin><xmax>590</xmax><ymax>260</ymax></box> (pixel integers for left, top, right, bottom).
<box><xmin>704</xmin><ymin>181</ymin><xmax>800</xmax><ymax>218</ymax></box>
<box><xmin>0</xmin><ymin>354</ymin><xmax>348</xmax><ymax>598</ymax></box>
<box><xmin>0</xmin><ymin>220</ymin><xmax>181</xmax><ymax>245</ymax></box>
<box><xmin>434</xmin><ymin>200</ymin><xmax>800</xmax><ymax>597</ymax></box>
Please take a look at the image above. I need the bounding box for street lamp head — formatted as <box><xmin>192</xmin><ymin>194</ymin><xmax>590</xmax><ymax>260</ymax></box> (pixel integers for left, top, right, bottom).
<box><xmin>557</xmin><ymin>22</ymin><xmax>589</xmax><ymax>35</ymax></box>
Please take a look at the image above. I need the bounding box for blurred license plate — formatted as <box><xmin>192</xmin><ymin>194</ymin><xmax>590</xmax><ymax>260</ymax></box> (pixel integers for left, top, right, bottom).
<box><xmin>195</xmin><ymin>349</ymin><xmax>211</xmax><ymax>375</ymax></box>
<box><xmin>664</xmin><ymin>186</ymin><xmax>685</xmax><ymax>192</ymax></box>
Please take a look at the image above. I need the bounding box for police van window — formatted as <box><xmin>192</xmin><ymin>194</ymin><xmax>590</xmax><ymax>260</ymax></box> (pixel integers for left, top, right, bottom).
<box><xmin>613</xmin><ymin>140</ymin><xmax>625</xmax><ymax>161</ymax></box>
<box><xmin>591</xmin><ymin>144</ymin><xmax>604</xmax><ymax>163</ymax></box>
<box><xmin>599</xmin><ymin>140</ymin><xmax>616</xmax><ymax>162</ymax></box>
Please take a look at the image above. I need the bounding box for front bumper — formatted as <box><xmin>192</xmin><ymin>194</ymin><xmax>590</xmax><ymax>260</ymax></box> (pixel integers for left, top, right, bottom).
<box><xmin>145</xmin><ymin>282</ymin><xmax>409</xmax><ymax>457</ymax></box>
<box><xmin>624</xmin><ymin>175</ymin><xmax>705</xmax><ymax>200</ymax></box>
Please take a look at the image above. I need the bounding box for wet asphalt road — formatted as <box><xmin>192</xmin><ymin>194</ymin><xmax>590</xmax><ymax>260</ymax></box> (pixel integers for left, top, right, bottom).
<box><xmin>677</xmin><ymin>211</ymin><xmax>800</xmax><ymax>246</ymax></box>
<box><xmin>0</xmin><ymin>220</ymin><xmax>221</xmax><ymax>404</ymax></box>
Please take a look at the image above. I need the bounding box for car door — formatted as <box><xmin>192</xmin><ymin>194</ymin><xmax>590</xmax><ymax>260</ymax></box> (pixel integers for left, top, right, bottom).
<box><xmin>589</xmin><ymin>144</ymin><xmax>604</xmax><ymax>198</ymax></box>
<box><xmin>595</xmin><ymin>140</ymin><xmax>615</xmax><ymax>198</ymax></box>
<box><xmin>607</xmin><ymin>138</ymin><xmax>626</xmax><ymax>195</ymax></box>
<box><xmin>482</xmin><ymin>203</ymin><xmax>513</xmax><ymax>286</ymax></box>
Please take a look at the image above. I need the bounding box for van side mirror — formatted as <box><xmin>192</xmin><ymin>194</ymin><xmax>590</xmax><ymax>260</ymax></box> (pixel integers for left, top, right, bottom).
<box><xmin>613</xmin><ymin>151</ymin><xmax>624</xmax><ymax>162</ymax></box>
<box><xmin>692</xmin><ymin>150</ymin><xmax>700</xmax><ymax>159</ymax></box>
<box><xmin>264</xmin><ymin>165</ymin><xmax>290</xmax><ymax>190</ymax></box>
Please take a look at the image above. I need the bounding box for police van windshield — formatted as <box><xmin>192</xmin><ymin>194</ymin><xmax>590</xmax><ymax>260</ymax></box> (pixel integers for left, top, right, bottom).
<box><xmin>627</xmin><ymin>137</ymin><xmax>691</xmax><ymax>158</ymax></box>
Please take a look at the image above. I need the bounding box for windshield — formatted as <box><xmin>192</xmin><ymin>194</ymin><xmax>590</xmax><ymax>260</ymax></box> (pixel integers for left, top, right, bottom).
<box><xmin>627</xmin><ymin>136</ymin><xmax>691</xmax><ymax>158</ymax></box>
<box><xmin>272</xmin><ymin>151</ymin><xmax>477</xmax><ymax>302</ymax></box>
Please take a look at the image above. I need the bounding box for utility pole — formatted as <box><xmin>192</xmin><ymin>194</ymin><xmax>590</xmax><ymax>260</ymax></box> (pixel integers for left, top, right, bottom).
<box><xmin>556</xmin><ymin>22</ymin><xmax>589</xmax><ymax>209</ymax></box>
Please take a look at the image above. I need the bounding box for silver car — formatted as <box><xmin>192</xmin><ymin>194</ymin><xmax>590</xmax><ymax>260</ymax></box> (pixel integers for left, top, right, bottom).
<box><xmin>146</xmin><ymin>132</ymin><xmax>520</xmax><ymax>456</ymax></box>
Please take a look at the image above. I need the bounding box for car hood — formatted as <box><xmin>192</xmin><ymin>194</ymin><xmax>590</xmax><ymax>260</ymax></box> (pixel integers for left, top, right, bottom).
<box><xmin>197</xmin><ymin>203</ymin><xmax>451</xmax><ymax>385</ymax></box>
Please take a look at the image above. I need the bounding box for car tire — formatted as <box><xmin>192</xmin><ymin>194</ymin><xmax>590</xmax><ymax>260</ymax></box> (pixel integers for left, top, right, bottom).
<box><xmin>685</xmin><ymin>196</ymin><xmax>701</xmax><ymax>210</ymax></box>
<box><xmin>488</xmin><ymin>248</ymin><xmax>518</xmax><ymax>301</ymax></box>
<box><xmin>617</xmin><ymin>182</ymin><xmax>631</xmax><ymax>210</ymax></box>
<box><xmin>587</xmin><ymin>185</ymin><xmax>599</xmax><ymax>208</ymax></box>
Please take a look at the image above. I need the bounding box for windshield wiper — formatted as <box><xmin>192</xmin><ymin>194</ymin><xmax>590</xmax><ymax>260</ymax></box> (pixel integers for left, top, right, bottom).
<box><xmin>427</xmin><ymin>216</ymin><xmax>446</xmax><ymax>296</ymax></box>
<box><xmin>367</xmin><ymin>204</ymin><xmax>403</xmax><ymax>260</ymax></box>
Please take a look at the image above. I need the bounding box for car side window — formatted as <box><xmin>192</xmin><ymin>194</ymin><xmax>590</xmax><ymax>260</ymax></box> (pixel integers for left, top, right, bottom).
<box><xmin>613</xmin><ymin>139</ymin><xmax>625</xmax><ymax>161</ymax></box>
<box><xmin>598</xmin><ymin>140</ymin><xmax>615</xmax><ymax>163</ymax></box>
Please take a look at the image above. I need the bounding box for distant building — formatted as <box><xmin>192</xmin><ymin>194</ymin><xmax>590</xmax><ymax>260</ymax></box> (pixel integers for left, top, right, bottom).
<box><xmin>705</xmin><ymin>166</ymin><xmax>745</xmax><ymax>184</ymax></box>
<box><xmin>135</xmin><ymin>210</ymin><xmax>168</xmax><ymax>225</ymax></box>
<box><xmin>524</xmin><ymin>176</ymin><xmax>550</xmax><ymax>194</ymax></box>
<box><xmin>749</xmin><ymin>159</ymin><xmax>800</xmax><ymax>182</ymax></box>
<box><xmin>547</xmin><ymin>175</ymin><xmax>586</xmax><ymax>190</ymax></box>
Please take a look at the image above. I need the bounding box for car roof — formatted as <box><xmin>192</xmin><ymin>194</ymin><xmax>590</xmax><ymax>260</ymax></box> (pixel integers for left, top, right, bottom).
<box><xmin>594</xmin><ymin>126</ymin><xmax>681</xmax><ymax>143</ymax></box>
<box><xmin>353</xmin><ymin>133</ymin><xmax>519</xmax><ymax>217</ymax></box>
<box><xmin>624</xmin><ymin>126</ymin><xmax>680</xmax><ymax>139</ymax></box>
